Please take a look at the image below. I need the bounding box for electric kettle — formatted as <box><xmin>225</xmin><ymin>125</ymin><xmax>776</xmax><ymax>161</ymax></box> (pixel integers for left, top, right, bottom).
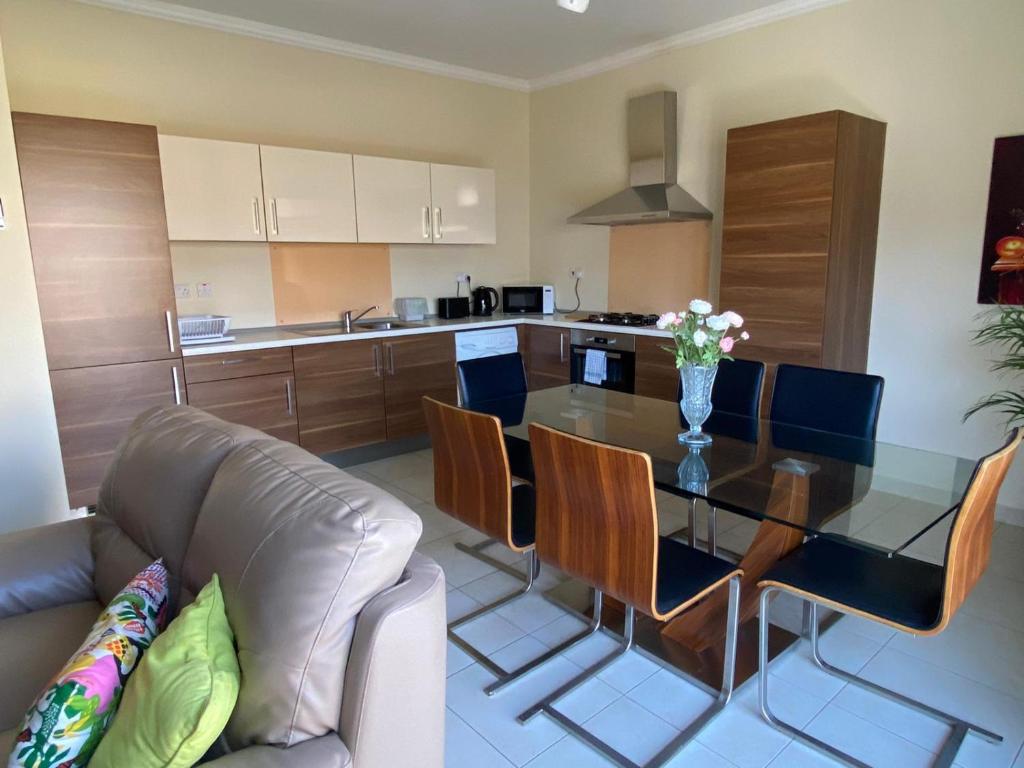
<box><xmin>471</xmin><ymin>286</ymin><xmax>499</xmax><ymax>317</ymax></box>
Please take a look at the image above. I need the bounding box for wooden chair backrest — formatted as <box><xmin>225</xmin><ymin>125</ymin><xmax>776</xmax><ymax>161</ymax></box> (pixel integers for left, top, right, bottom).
<box><xmin>528</xmin><ymin>422</ymin><xmax>660</xmax><ymax>616</ymax></box>
<box><xmin>938</xmin><ymin>427</ymin><xmax>1022</xmax><ymax>631</ymax></box>
<box><xmin>422</xmin><ymin>396</ymin><xmax>516</xmax><ymax>549</ymax></box>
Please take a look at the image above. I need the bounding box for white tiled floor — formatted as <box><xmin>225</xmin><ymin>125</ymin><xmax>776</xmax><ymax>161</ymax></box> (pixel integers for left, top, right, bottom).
<box><xmin>348</xmin><ymin>449</ymin><xmax>1024</xmax><ymax>768</ymax></box>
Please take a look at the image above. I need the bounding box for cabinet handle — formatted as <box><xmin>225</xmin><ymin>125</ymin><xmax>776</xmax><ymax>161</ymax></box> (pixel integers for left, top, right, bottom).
<box><xmin>433</xmin><ymin>207</ymin><xmax>443</xmax><ymax>240</ymax></box>
<box><xmin>422</xmin><ymin>207</ymin><xmax>431</xmax><ymax>239</ymax></box>
<box><xmin>0</xmin><ymin>195</ymin><xmax>6</xmax><ymax>230</ymax></box>
<box><xmin>252</xmin><ymin>197</ymin><xmax>261</xmax><ymax>235</ymax></box>
<box><xmin>559</xmin><ymin>332</ymin><xmax>565</xmax><ymax>363</ymax></box>
<box><xmin>372</xmin><ymin>345</ymin><xmax>382</xmax><ymax>377</ymax></box>
<box><xmin>387</xmin><ymin>343</ymin><xmax>396</xmax><ymax>375</ymax></box>
<box><xmin>270</xmin><ymin>198</ymin><xmax>279</xmax><ymax>236</ymax></box>
<box><xmin>165</xmin><ymin>310</ymin><xmax>176</xmax><ymax>353</ymax></box>
<box><xmin>285</xmin><ymin>378</ymin><xmax>294</xmax><ymax>416</ymax></box>
<box><xmin>171</xmin><ymin>366</ymin><xmax>182</xmax><ymax>405</ymax></box>
<box><xmin>220</xmin><ymin>359</ymin><xmax>244</xmax><ymax>366</ymax></box>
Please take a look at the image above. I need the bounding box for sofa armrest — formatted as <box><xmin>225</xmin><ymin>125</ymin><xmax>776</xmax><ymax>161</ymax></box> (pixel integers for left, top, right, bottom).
<box><xmin>0</xmin><ymin>517</ymin><xmax>96</xmax><ymax>620</ymax></box>
<box><xmin>340</xmin><ymin>552</ymin><xmax>447</xmax><ymax>768</ymax></box>
<box><xmin>202</xmin><ymin>735</ymin><xmax>350</xmax><ymax>767</ymax></box>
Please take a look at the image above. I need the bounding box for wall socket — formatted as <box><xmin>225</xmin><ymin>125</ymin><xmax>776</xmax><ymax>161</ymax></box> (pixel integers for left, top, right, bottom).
<box><xmin>174</xmin><ymin>283</ymin><xmax>191</xmax><ymax>299</ymax></box>
<box><xmin>196</xmin><ymin>282</ymin><xmax>214</xmax><ymax>299</ymax></box>
<box><xmin>571</xmin><ymin>269</ymin><xmax>585</xmax><ymax>279</ymax></box>
<box><xmin>455</xmin><ymin>273</ymin><xmax>471</xmax><ymax>284</ymax></box>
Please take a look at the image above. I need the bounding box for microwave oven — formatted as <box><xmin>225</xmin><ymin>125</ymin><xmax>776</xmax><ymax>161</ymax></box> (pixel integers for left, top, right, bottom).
<box><xmin>502</xmin><ymin>285</ymin><xmax>554</xmax><ymax>314</ymax></box>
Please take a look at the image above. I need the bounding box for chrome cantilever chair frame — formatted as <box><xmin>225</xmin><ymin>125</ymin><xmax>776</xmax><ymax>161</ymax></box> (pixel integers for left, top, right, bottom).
<box><xmin>519</xmin><ymin>578</ymin><xmax>741</xmax><ymax>768</ymax></box>
<box><xmin>758</xmin><ymin>589</ymin><xmax>1001</xmax><ymax>768</ymax></box>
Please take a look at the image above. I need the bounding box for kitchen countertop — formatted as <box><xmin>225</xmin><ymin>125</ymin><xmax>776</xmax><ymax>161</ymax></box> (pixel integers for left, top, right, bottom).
<box><xmin>181</xmin><ymin>313</ymin><xmax>672</xmax><ymax>356</ymax></box>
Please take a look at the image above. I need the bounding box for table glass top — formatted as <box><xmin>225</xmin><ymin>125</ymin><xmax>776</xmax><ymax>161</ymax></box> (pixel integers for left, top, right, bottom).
<box><xmin>472</xmin><ymin>386</ymin><xmax>978</xmax><ymax>558</ymax></box>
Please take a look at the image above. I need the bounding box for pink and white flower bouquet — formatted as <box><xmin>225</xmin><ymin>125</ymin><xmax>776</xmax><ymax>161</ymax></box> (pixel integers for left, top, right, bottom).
<box><xmin>657</xmin><ymin>299</ymin><xmax>749</xmax><ymax>368</ymax></box>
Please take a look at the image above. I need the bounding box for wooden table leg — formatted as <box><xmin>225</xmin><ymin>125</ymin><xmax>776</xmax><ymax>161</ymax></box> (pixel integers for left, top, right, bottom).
<box><xmin>661</xmin><ymin>469</ymin><xmax>810</xmax><ymax>652</ymax></box>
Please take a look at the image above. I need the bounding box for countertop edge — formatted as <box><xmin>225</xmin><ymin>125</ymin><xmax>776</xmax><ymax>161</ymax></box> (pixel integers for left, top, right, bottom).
<box><xmin>181</xmin><ymin>315</ymin><xmax>672</xmax><ymax>356</ymax></box>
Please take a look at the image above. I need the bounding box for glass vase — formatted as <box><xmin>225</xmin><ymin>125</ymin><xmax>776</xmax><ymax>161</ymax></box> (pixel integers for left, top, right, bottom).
<box><xmin>678</xmin><ymin>363</ymin><xmax>718</xmax><ymax>446</ymax></box>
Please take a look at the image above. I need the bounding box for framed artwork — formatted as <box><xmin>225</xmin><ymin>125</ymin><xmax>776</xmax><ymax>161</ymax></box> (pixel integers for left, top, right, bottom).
<box><xmin>978</xmin><ymin>134</ymin><xmax>1024</xmax><ymax>304</ymax></box>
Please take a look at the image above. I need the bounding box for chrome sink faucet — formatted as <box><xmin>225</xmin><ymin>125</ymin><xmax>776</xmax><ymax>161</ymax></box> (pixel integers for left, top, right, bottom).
<box><xmin>342</xmin><ymin>305</ymin><xmax>379</xmax><ymax>332</ymax></box>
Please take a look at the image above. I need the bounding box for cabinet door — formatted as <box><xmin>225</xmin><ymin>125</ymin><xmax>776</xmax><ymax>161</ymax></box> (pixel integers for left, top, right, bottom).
<box><xmin>430</xmin><ymin>163</ymin><xmax>496</xmax><ymax>244</ymax></box>
<box><xmin>158</xmin><ymin>135</ymin><xmax>265</xmax><ymax>241</ymax></box>
<box><xmin>635</xmin><ymin>335</ymin><xmax>678</xmax><ymax>402</ymax></box>
<box><xmin>526</xmin><ymin>326</ymin><xmax>569</xmax><ymax>391</ymax></box>
<box><xmin>50</xmin><ymin>359</ymin><xmax>182</xmax><ymax>508</ymax></box>
<box><xmin>260</xmin><ymin>145</ymin><xmax>357</xmax><ymax>243</ymax></box>
<box><xmin>293</xmin><ymin>340</ymin><xmax>386</xmax><ymax>454</ymax></box>
<box><xmin>187</xmin><ymin>372</ymin><xmax>298</xmax><ymax>444</ymax></box>
<box><xmin>13</xmin><ymin>113</ymin><xmax>180</xmax><ymax>370</ymax></box>
<box><xmin>383</xmin><ymin>332</ymin><xmax>456</xmax><ymax>440</ymax></box>
<box><xmin>353</xmin><ymin>155</ymin><xmax>432</xmax><ymax>244</ymax></box>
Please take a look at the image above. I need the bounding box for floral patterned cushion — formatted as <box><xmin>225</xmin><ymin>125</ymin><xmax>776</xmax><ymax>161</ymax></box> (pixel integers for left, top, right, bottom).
<box><xmin>7</xmin><ymin>560</ymin><xmax>169</xmax><ymax>768</ymax></box>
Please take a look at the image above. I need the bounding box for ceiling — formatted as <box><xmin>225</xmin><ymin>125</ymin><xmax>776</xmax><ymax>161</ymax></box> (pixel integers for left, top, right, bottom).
<box><xmin>81</xmin><ymin>0</ymin><xmax>844</xmax><ymax>89</ymax></box>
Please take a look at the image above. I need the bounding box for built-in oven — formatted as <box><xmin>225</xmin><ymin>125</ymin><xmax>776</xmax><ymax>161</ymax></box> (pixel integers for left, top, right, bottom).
<box><xmin>569</xmin><ymin>329</ymin><xmax>636</xmax><ymax>393</ymax></box>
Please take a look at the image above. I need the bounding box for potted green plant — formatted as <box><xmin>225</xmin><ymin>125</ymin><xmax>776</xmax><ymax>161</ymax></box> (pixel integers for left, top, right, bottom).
<box><xmin>965</xmin><ymin>306</ymin><xmax>1024</xmax><ymax>425</ymax></box>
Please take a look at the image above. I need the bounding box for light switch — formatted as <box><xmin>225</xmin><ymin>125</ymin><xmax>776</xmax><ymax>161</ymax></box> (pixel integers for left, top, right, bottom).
<box><xmin>174</xmin><ymin>283</ymin><xmax>191</xmax><ymax>299</ymax></box>
<box><xmin>197</xmin><ymin>282</ymin><xmax>213</xmax><ymax>298</ymax></box>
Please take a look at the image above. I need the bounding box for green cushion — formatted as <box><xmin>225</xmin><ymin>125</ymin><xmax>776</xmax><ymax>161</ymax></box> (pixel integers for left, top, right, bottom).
<box><xmin>90</xmin><ymin>575</ymin><xmax>240</xmax><ymax>768</ymax></box>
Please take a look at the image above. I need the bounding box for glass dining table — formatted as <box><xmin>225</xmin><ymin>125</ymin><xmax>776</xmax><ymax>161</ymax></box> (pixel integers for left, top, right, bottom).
<box><xmin>468</xmin><ymin>385</ymin><xmax>979</xmax><ymax>686</ymax></box>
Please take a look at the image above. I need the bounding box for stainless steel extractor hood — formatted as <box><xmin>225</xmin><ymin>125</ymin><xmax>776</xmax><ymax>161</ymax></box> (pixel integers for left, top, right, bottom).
<box><xmin>567</xmin><ymin>91</ymin><xmax>712</xmax><ymax>226</ymax></box>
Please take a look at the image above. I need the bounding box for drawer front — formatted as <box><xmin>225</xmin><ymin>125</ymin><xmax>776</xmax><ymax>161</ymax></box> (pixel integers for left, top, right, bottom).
<box><xmin>186</xmin><ymin>372</ymin><xmax>298</xmax><ymax>443</ymax></box>
<box><xmin>183</xmin><ymin>347</ymin><xmax>293</xmax><ymax>384</ymax></box>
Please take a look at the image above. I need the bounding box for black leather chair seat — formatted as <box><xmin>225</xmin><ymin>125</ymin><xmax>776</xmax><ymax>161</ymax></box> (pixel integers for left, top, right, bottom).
<box><xmin>762</xmin><ymin>537</ymin><xmax>944</xmax><ymax>631</ymax></box>
<box><xmin>511</xmin><ymin>483</ymin><xmax>536</xmax><ymax>548</ymax></box>
<box><xmin>655</xmin><ymin>537</ymin><xmax>738</xmax><ymax>615</ymax></box>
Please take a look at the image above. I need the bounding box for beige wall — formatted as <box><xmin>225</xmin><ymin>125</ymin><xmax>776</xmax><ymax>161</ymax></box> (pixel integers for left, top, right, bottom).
<box><xmin>530</xmin><ymin>0</ymin><xmax>1024</xmax><ymax>514</ymax></box>
<box><xmin>0</xmin><ymin>37</ymin><xmax>69</xmax><ymax>532</ymax></box>
<box><xmin>171</xmin><ymin>243</ymin><xmax>277</xmax><ymax>328</ymax></box>
<box><xmin>0</xmin><ymin>0</ymin><xmax>531</xmax><ymax>313</ymax></box>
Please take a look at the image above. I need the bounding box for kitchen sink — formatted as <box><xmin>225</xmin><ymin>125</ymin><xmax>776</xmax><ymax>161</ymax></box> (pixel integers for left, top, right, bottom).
<box><xmin>287</xmin><ymin>320</ymin><xmax>424</xmax><ymax>337</ymax></box>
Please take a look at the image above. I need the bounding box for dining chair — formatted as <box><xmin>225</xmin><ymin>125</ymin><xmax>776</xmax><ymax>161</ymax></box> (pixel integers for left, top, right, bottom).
<box><xmin>422</xmin><ymin>396</ymin><xmax>599</xmax><ymax>692</ymax></box>
<box><xmin>757</xmin><ymin>427</ymin><xmax>1023</xmax><ymax>767</ymax></box>
<box><xmin>675</xmin><ymin>357</ymin><xmax>766</xmax><ymax>554</ymax></box>
<box><xmin>769</xmin><ymin>363</ymin><xmax>884</xmax><ymax>440</ymax></box>
<box><xmin>456</xmin><ymin>352</ymin><xmax>534</xmax><ymax>482</ymax></box>
<box><xmin>519</xmin><ymin>423</ymin><xmax>743</xmax><ymax>768</ymax></box>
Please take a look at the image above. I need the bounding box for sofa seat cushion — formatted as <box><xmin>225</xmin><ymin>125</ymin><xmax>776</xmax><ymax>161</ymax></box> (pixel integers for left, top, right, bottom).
<box><xmin>0</xmin><ymin>601</ymin><xmax>103</xmax><ymax>731</ymax></box>
<box><xmin>182</xmin><ymin>440</ymin><xmax>422</xmax><ymax>750</ymax></box>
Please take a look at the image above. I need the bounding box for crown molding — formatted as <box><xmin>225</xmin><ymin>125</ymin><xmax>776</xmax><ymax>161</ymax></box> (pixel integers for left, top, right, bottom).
<box><xmin>73</xmin><ymin>0</ymin><xmax>533</xmax><ymax>91</ymax></box>
<box><xmin>529</xmin><ymin>0</ymin><xmax>849</xmax><ymax>91</ymax></box>
<box><xmin>74</xmin><ymin>0</ymin><xmax>847</xmax><ymax>94</ymax></box>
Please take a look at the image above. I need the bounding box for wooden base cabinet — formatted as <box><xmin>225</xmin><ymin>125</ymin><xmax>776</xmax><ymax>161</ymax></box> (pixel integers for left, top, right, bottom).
<box><xmin>293</xmin><ymin>339</ymin><xmax>387</xmax><ymax>454</ymax></box>
<box><xmin>635</xmin><ymin>336</ymin><xmax>678</xmax><ymax>402</ymax></box>
<box><xmin>186</xmin><ymin>373</ymin><xmax>298</xmax><ymax>444</ymax></box>
<box><xmin>526</xmin><ymin>326</ymin><xmax>570</xmax><ymax>391</ymax></box>
<box><xmin>382</xmin><ymin>333</ymin><xmax>457</xmax><ymax>440</ymax></box>
<box><xmin>50</xmin><ymin>360</ymin><xmax>182</xmax><ymax>508</ymax></box>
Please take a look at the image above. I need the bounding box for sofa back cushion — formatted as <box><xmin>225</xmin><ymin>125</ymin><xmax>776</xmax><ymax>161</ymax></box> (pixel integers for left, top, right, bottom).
<box><xmin>93</xmin><ymin>406</ymin><xmax>264</xmax><ymax>607</ymax></box>
<box><xmin>181</xmin><ymin>440</ymin><xmax>421</xmax><ymax>750</ymax></box>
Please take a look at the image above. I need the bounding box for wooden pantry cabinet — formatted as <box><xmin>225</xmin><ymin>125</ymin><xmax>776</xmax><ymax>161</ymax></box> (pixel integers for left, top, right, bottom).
<box><xmin>718</xmin><ymin>110</ymin><xmax>886</xmax><ymax>409</ymax></box>
<box><xmin>183</xmin><ymin>348</ymin><xmax>298</xmax><ymax>443</ymax></box>
<box><xmin>14</xmin><ymin>112</ymin><xmax>183</xmax><ymax>508</ymax></box>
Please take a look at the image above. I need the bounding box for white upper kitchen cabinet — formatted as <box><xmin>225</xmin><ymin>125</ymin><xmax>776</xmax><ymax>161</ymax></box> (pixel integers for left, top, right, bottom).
<box><xmin>259</xmin><ymin>145</ymin><xmax>357</xmax><ymax>243</ymax></box>
<box><xmin>353</xmin><ymin>155</ymin><xmax>432</xmax><ymax>244</ymax></box>
<box><xmin>158</xmin><ymin>135</ymin><xmax>266</xmax><ymax>241</ymax></box>
<box><xmin>429</xmin><ymin>163</ymin><xmax>496</xmax><ymax>245</ymax></box>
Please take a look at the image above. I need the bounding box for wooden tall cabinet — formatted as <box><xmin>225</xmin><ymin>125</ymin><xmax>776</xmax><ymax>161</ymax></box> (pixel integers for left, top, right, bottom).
<box><xmin>718</xmin><ymin>111</ymin><xmax>886</xmax><ymax>407</ymax></box>
<box><xmin>14</xmin><ymin>113</ymin><xmax>182</xmax><ymax>507</ymax></box>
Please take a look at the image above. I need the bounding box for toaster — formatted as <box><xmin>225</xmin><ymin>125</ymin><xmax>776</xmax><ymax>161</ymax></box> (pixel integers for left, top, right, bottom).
<box><xmin>437</xmin><ymin>297</ymin><xmax>470</xmax><ymax>320</ymax></box>
<box><xmin>394</xmin><ymin>297</ymin><xmax>428</xmax><ymax>322</ymax></box>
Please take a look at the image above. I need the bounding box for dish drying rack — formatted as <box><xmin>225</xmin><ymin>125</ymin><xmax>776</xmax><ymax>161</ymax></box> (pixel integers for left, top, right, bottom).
<box><xmin>178</xmin><ymin>315</ymin><xmax>235</xmax><ymax>345</ymax></box>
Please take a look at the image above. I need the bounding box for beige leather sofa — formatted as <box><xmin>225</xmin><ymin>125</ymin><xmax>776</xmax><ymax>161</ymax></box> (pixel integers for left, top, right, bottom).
<box><xmin>0</xmin><ymin>406</ymin><xmax>446</xmax><ymax>768</ymax></box>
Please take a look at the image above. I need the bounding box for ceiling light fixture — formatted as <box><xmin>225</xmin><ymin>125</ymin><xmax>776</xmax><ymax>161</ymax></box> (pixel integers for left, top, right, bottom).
<box><xmin>557</xmin><ymin>0</ymin><xmax>590</xmax><ymax>14</ymax></box>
